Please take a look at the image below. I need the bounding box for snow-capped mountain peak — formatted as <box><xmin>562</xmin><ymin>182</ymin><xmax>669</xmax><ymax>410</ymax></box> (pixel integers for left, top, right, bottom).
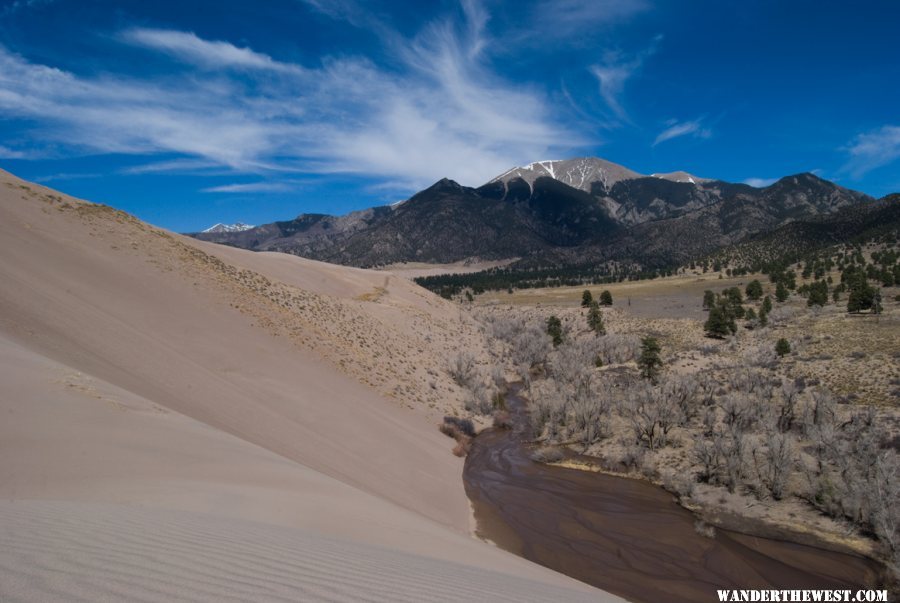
<box><xmin>489</xmin><ymin>157</ymin><xmax>644</xmax><ymax>194</ymax></box>
<box><xmin>201</xmin><ymin>222</ymin><xmax>254</xmax><ymax>234</ymax></box>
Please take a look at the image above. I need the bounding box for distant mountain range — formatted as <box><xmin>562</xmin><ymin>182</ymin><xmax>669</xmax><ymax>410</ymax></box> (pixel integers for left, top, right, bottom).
<box><xmin>191</xmin><ymin>157</ymin><xmax>888</xmax><ymax>269</ymax></box>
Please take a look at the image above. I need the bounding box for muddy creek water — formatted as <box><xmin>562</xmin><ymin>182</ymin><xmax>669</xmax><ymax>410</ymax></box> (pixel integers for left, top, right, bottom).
<box><xmin>463</xmin><ymin>386</ymin><xmax>884</xmax><ymax>603</ymax></box>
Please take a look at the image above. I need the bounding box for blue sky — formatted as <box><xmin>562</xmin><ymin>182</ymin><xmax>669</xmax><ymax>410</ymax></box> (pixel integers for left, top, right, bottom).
<box><xmin>0</xmin><ymin>0</ymin><xmax>898</xmax><ymax>232</ymax></box>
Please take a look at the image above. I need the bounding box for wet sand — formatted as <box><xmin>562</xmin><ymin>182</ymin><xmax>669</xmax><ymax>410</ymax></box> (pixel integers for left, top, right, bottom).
<box><xmin>463</xmin><ymin>387</ymin><xmax>885</xmax><ymax>603</ymax></box>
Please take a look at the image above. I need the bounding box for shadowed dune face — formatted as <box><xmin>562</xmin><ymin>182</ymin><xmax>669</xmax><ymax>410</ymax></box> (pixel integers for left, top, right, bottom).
<box><xmin>0</xmin><ymin>170</ymin><xmax>618</xmax><ymax>601</ymax></box>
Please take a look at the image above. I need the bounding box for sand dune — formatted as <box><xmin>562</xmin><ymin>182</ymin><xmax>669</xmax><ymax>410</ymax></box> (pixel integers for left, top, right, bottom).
<box><xmin>0</xmin><ymin>170</ymin><xmax>616</xmax><ymax>600</ymax></box>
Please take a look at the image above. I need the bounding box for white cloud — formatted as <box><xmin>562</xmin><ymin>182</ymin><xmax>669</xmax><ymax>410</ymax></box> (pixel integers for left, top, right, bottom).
<box><xmin>843</xmin><ymin>125</ymin><xmax>900</xmax><ymax>178</ymax></box>
<box><xmin>120</xmin><ymin>158</ymin><xmax>223</xmax><ymax>175</ymax></box>
<box><xmin>652</xmin><ymin>118</ymin><xmax>711</xmax><ymax>146</ymax></box>
<box><xmin>0</xmin><ymin>144</ymin><xmax>29</xmax><ymax>158</ymax></box>
<box><xmin>743</xmin><ymin>177</ymin><xmax>778</xmax><ymax>188</ymax></box>
<box><xmin>0</xmin><ymin>12</ymin><xmax>584</xmax><ymax>189</ymax></box>
<box><xmin>122</xmin><ymin>28</ymin><xmax>305</xmax><ymax>74</ymax></box>
<box><xmin>532</xmin><ymin>0</ymin><xmax>649</xmax><ymax>36</ymax></box>
<box><xmin>589</xmin><ymin>37</ymin><xmax>660</xmax><ymax>122</ymax></box>
<box><xmin>202</xmin><ymin>181</ymin><xmax>295</xmax><ymax>193</ymax></box>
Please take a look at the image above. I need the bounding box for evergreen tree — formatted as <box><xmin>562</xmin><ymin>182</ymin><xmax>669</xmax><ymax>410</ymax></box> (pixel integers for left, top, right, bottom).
<box><xmin>745</xmin><ymin>280</ymin><xmax>763</xmax><ymax>301</ymax></box>
<box><xmin>704</xmin><ymin>304</ymin><xmax>735</xmax><ymax>338</ymax></box>
<box><xmin>762</xmin><ymin>295</ymin><xmax>773</xmax><ymax>314</ymax></box>
<box><xmin>546</xmin><ymin>315</ymin><xmax>563</xmax><ymax>347</ymax></box>
<box><xmin>775</xmin><ymin>281</ymin><xmax>789</xmax><ymax>302</ymax></box>
<box><xmin>775</xmin><ymin>338</ymin><xmax>791</xmax><ymax>357</ymax></box>
<box><xmin>758</xmin><ymin>306</ymin><xmax>768</xmax><ymax>327</ymax></box>
<box><xmin>637</xmin><ymin>337</ymin><xmax>662</xmax><ymax>380</ymax></box>
<box><xmin>745</xmin><ymin>306</ymin><xmax>757</xmax><ymax>324</ymax></box>
<box><xmin>702</xmin><ymin>290</ymin><xmax>716</xmax><ymax>310</ymax></box>
<box><xmin>807</xmin><ymin>280</ymin><xmax>828</xmax><ymax>307</ymax></box>
<box><xmin>587</xmin><ymin>301</ymin><xmax>605</xmax><ymax>334</ymax></box>
<box><xmin>581</xmin><ymin>289</ymin><xmax>593</xmax><ymax>307</ymax></box>
<box><xmin>599</xmin><ymin>290</ymin><xmax>613</xmax><ymax>306</ymax></box>
<box><xmin>846</xmin><ymin>275</ymin><xmax>876</xmax><ymax>313</ymax></box>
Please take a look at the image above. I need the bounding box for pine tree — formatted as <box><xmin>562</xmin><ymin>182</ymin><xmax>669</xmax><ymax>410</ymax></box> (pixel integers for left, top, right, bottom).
<box><xmin>581</xmin><ymin>290</ymin><xmax>593</xmax><ymax>307</ymax></box>
<box><xmin>745</xmin><ymin>306</ymin><xmax>757</xmax><ymax>324</ymax></box>
<box><xmin>637</xmin><ymin>337</ymin><xmax>662</xmax><ymax>380</ymax></box>
<box><xmin>704</xmin><ymin>304</ymin><xmax>734</xmax><ymax>338</ymax></box>
<box><xmin>762</xmin><ymin>295</ymin><xmax>773</xmax><ymax>314</ymax></box>
<box><xmin>807</xmin><ymin>280</ymin><xmax>828</xmax><ymax>307</ymax></box>
<box><xmin>775</xmin><ymin>281</ymin><xmax>789</xmax><ymax>302</ymax></box>
<box><xmin>599</xmin><ymin>290</ymin><xmax>613</xmax><ymax>306</ymax></box>
<box><xmin>745</xmin><ymin>280</ymin><xmax>763</xmax><ymax>301</ymax></box>
<box><xmin>546</xmin><ymin>315</ymin><xmax>563</xmax><ymax>347</ymax></box>
<box><xmin>587</xmin><ymin>301</ymin><xmax>605</xmax><ymax>334</ymax></box>
<box><xmin>775</xmin><ymin>338</ymin><xmax>791</xmax><ymax>357</ymax></box>
<box><xmin>702</xmin><ymin>290</ymin><xmax>716</xmax><ymax>310</ymax></box>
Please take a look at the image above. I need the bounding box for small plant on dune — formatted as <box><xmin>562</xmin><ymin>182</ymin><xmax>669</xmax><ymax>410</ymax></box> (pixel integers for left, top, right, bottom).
<box><xmin>439</xmin><ymin>416</ymin><xmax>476</xmax><ymax>457</ymax></box>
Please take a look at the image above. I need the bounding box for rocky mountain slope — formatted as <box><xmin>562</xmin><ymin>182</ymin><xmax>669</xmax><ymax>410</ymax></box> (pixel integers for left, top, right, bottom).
<box><xmin>192</xmin><ymin>158</ymin><xmax>873</xmax><ymax>269</ymax></box>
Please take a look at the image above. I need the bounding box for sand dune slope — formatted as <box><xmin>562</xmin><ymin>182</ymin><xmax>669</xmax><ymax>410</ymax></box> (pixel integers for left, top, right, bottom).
<box><xmin>0</xmin><ymin>170</ymin><xmax>616</xmax><ymax>600</ymax></box>
<box><xmin>0</xmin><ymin>500</ymin><xmax>604</xmax><ymax>603</ymax></box>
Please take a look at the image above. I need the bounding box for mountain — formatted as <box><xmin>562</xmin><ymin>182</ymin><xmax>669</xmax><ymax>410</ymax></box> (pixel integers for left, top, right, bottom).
<box><xmin>202</xmin><ymin>222</ymin><xmax>254</xmax><ymax>233</ymax></box>
<box><xmin>191</xmin><ymin>158</ymin><xmax>874</xmax><ymax>269</ymax></box>
<box><xmin>703</xmin><ymin>192</ymin><xmax>900</xmax><ymax>269</ymax></box>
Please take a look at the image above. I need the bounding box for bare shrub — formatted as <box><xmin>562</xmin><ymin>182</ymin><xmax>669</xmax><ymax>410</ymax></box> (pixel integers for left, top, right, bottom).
<box><xmin>777</xmin><ymin>378</ymin><xmax>804</xmax><ymax>433</ymax></box>
<box><xmin>693</xmin><ymin>437</ymin><xmax>721</xmax><ymax>483</ymax></box>
<box><xmin>485</xmin><ymin>314</ymin><xmax>525</xmax><ymax>343</ymax></box>
<box><xmin>440</xmin><ymin>416</ymin><xmax>475</xmax><ymax>438</ymax></box>
<box><xmin>806</xmin><ymin>388</ymin><xmax>837</xmax><ymax>430</ymax></box>
<box><xmin>743</xmin><ymin>344</ymin><xmax>777</xmax><ymax>369</ymax></box>
<box><xmin>720</xmin><ymin>393</ymin><xmax>758</xmax><ymax>434</ymax></box>
<box><xmin>694</xmin><ymin>519</ymin><xmax>716</xmax><ymax>539</ymax></box>
<box><xmin>713</xmin><ymin>430</ymin><xmax>746</xmax><ymax>493</ymax></box>
<box><xmin>596</xmin><ymin>334</ymin><xmax>641</xmax><ymax>365</ymax></box>
<box><xmin>490</xmin><ymin>364</ymin><xmax>506</xmax><ymax>389</ymax></box>
<box><xmin>463</xmin><ymin>380</ymin><xmax>494</xmax><ymax>415</ymax></box>
<box><xmin>439</xmin><ymin>416</ymin><xmax>475</xmax><ymax>457</ymax></box>
<box><xmin>512</xmin><ymin>324</ymin><xmax>552</xmax><ymax>374</ymax></box>
<box><xmin>448</xmin><ymin>351</ymin><xmax>477</xmax><ymax>388</ymax></box>
<box><xmin>530</xmin><ymin>446</ymin><xmax>565</xmax><ymax>463</ymax></box>
<box><xmin>871</xmin><ymin>451</ymin><xmax>900</xmax><ymax>556</ymax></box>
<box><xmin>661</xmin><ymin>374</ymin><xmax>699</xmax><ymax>425</ymax></box>
<box><xmin>623</xmin><ymin>383</ymin><xmax>664</xmax><ymax>450</ymax></box>
<box><xmin>662</xmin><ymin>471</ymin><xmax>695</xmax><ymax>500</ymax></box>
<box><xmin>756</xmin><ymin>431</ymin><xmax>795</xmax><ymax>500</ymax></box>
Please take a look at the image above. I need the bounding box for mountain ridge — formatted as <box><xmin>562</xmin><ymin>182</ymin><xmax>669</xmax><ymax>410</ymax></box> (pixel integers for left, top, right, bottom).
<box><xmin>191</xmin><ymin>158</ymin><xmax>876</xmax><ymax>270</ymax></box>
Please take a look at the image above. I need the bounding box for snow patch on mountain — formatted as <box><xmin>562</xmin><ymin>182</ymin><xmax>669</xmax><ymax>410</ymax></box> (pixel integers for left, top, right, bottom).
<box><xmin>202</xmin><ymin>222</ymin><xmax>254</xmax><ymax>234</ymax></box>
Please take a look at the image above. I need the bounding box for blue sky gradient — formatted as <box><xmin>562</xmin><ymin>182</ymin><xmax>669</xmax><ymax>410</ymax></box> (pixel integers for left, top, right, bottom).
<box><xmin>0</xmin><ymin>0</ymin><xmax>898</xmax><ymax>231</ymax></box>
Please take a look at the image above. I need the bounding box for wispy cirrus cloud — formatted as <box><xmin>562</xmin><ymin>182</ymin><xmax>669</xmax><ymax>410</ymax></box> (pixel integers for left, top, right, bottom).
<box><xmin>842</xmin><ymin>125</ymin><xmax>900</xmax><ymax>178</ymax></box>
<box><xmin>0</xmin><ymin>144</ymin><xmax>30</xmax><ymax>159</ymax></box>
<box><xmin>532</xmin><ymin>0</ymin><xmax>649</xmax><ymax>36</ymax></box>
<box><xmin>202</xmin><ymin>181</ymin><xmax>296</xmax><ymax>193</ymax></box>
<box><xmin>589</xmin><ymin>36</ymin><xmax>660</xmax><ymax>122</ymax></box>
<box><xmin>122</xmin><ymin>28</ymin><xmax>305</xmax><ymax>74</ymax></box>
<box><xmin>0</xmin><ymin>1</ymin><xmax>587</xmax><ymax>190</ymax></box>
<box><xmin>652</xmin><ymin>118</ymin><xmax>711</xmax><ymax>146</ymax></box>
